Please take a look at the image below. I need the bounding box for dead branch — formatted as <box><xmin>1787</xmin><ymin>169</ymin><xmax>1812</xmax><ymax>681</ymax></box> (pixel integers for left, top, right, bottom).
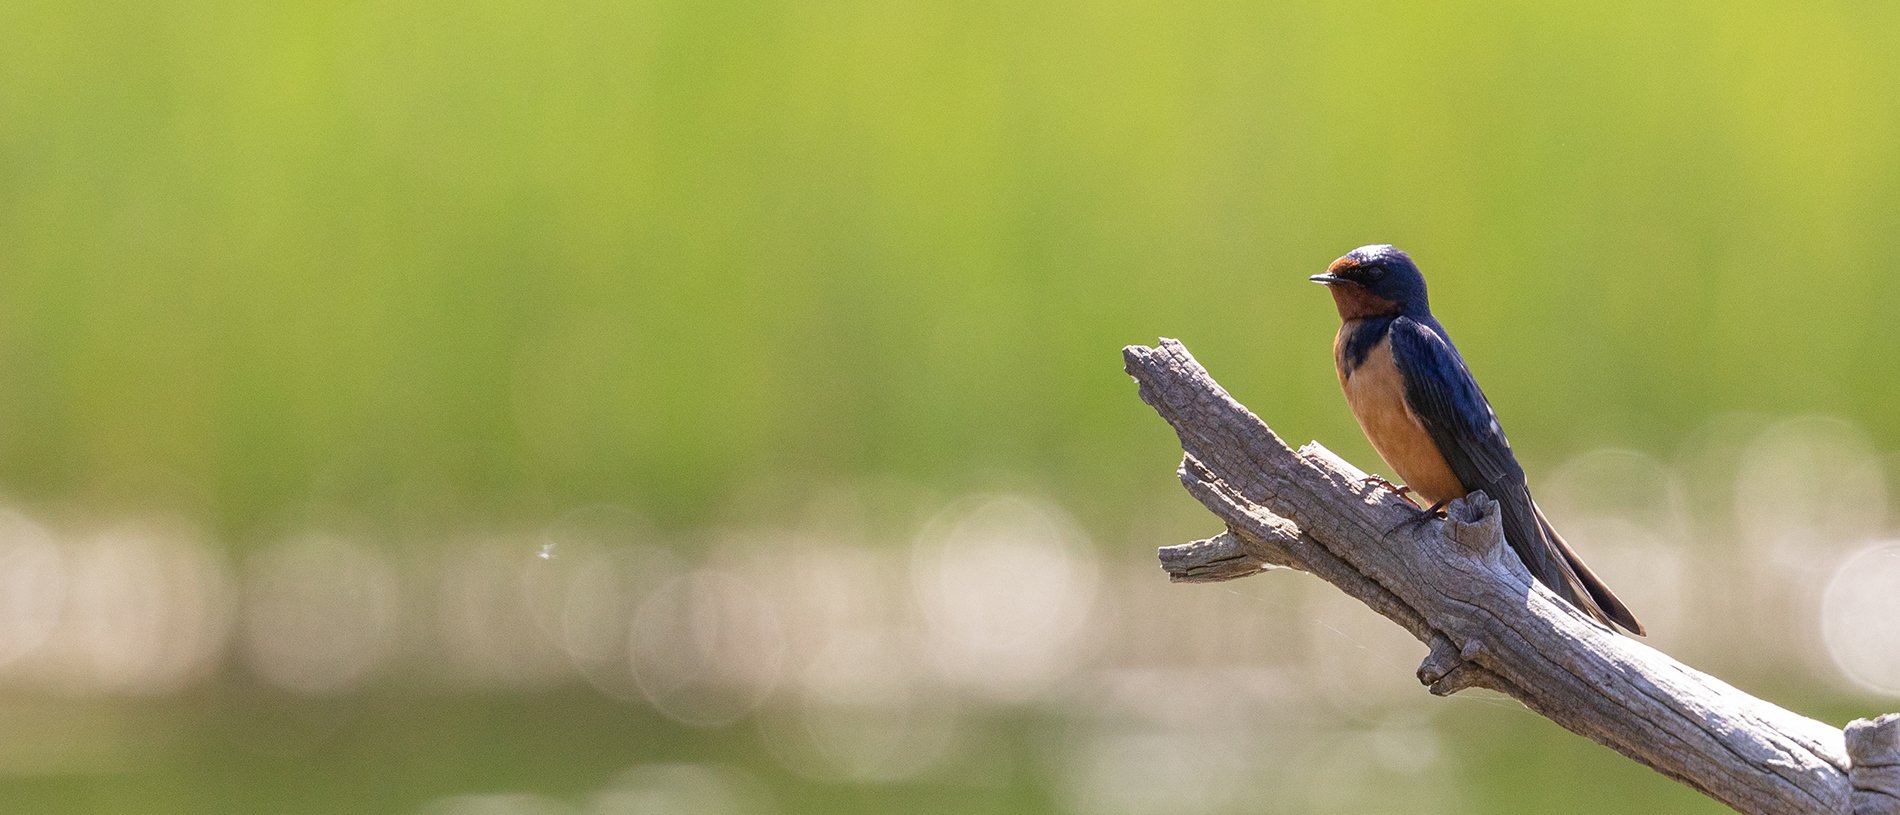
<box><xmin>1124</xmin><ymin>338</ymin><xmax>1900</xmax><ymax>815</ymax></box>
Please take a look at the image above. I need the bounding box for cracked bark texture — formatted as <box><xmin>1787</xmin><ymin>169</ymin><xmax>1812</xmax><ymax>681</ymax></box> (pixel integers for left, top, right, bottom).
<box><xmin>1126</xmin><ymin>338</ymin><xmax>1900</xmax><ymax>815</ymax></box>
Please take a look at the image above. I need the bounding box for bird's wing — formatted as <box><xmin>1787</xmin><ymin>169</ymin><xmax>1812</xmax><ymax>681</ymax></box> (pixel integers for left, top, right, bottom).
<box><xmin>1383</xmin><ymin>316</ymin><xmax>1522</xmax><ymax>491</ymax></box>
<box><xmin>1386</xmin><ymin>318</ymin><xmax>1576</xmax><ymax>592</ymax></box>
<box><xmin>1386</xmin><ymin>316</ymin><xmax>1640</xmax><ymax>634</ymax></box>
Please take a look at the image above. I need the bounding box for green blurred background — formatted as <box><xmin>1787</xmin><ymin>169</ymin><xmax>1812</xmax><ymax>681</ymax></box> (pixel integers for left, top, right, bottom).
<box><xmin>3</xmin><ymin>1</ymin><xmax>1900</xmax><ymax>813</ymax></box>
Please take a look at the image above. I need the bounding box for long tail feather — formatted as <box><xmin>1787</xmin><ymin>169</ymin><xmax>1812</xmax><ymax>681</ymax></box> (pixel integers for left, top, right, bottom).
<box><xmin>1495</xmin><ymin>488</ymin><xmax>1644</xmax><ymax>636</ymax></box>
<box><xmin>1534</xmin><ymin>501</ymin><xmax>1645</xmax><ymax>636</ymax></box>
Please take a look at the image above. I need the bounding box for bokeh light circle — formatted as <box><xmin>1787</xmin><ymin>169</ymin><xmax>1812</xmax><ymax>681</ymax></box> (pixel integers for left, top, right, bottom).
<box><xmin>1820</xmin><ymin>543</ymin><xmax>1900</xmax><ymax>696</ymax></box>
<box><xmin>239</xmin><ymin>534</ymin><xmax>401</xmax><ymax>695</ymax></box>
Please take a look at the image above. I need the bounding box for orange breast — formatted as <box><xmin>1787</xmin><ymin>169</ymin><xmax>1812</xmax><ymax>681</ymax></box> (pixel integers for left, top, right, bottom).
<box><xmin>1337</xmin><ymin>328</ymin><xmax>1468</xmax><ymax>504</ymax></box>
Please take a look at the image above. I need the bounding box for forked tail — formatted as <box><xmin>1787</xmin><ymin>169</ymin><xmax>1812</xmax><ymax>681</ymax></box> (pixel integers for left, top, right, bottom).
<box><xmin>1533</xmin><ymin>501</ymin><xmax>1645</xmax><ymax>636</ymax></box>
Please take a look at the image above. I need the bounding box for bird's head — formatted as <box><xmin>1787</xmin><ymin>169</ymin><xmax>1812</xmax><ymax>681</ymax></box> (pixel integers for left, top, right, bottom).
<box><xmin>1309</xmin><ymin>244</ymin><xmax>1429</xmax><ymax>320</ymax></box>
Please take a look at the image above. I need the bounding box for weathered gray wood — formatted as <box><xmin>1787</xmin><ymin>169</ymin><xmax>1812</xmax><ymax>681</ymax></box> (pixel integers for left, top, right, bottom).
<box><xmin>1157</xmin><ymin>529</ymin><xmax>1287</xmax><ymax>583</ymax></box>
<box><xmin>1848</xmin><ymin>714</ymin><xmax>1900</xmax><ymax>815</ymax></box>
<box><xmin>1125</xmin><ymin>337</ymin><xmax>1899</xmax><ymax>815</ymax></box>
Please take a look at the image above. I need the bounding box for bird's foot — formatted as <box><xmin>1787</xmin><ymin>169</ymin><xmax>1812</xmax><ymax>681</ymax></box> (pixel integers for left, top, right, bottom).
<box><xmin>1389</xmin><ymin>499</ymin><xmax>1450</xmax><ymax>534</ymax></box>
<box><xmin>1360</xmin><ymin>475</ymin><xmax>1420</xmax><ymax>508</ymax></box>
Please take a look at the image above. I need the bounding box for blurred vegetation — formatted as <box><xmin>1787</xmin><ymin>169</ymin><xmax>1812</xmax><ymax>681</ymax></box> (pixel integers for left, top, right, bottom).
<box><xmin>2</xmin><ymin>0</ymin><xmax>1898</xmax><ymax>813</ymax></box>
<box><xmin>6</xmin><ymin>0</ymin><xmax>1900</xmax><ymax>535</ymax></box>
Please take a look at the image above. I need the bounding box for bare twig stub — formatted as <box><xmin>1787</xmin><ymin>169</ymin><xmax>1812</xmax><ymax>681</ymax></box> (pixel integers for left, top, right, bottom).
<box><xmin>1124</xmin><ymin>338</ymin><xmax>1900</xmax><ymax>815</ymax></box>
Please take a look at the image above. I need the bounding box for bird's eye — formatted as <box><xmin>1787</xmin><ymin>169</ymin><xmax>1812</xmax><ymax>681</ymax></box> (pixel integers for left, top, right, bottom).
<box><xmin>1363</xmin><ymin>266</ymin><xmax>1387</xmax><ymax>281</ymax></box>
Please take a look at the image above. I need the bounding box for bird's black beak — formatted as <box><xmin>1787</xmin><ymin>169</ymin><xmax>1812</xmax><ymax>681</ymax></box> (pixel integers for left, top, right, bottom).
<box><xmin>1308</xmin><ymin>273</ymin><xmax>1342</xmax><ymax>285</ymax></box>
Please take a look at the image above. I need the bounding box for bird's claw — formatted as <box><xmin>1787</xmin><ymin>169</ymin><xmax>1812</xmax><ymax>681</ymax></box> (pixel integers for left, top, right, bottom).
<box><xmin>1360</xmin><ymin>475</ymin><xmax>1420</xmax><ymax>508</ymax></box>
<box><xmin>1390</xmin><ymin>499</ymin><xmax>1451</xmax><ymax>534</ymax></box>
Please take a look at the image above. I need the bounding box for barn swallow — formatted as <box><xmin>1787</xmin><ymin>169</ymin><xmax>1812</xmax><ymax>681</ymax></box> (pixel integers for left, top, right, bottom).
<box><xmin>1311</xmin><ymin>245</ymin><xmax>1644</xmax><ymax>635</ymax></box>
